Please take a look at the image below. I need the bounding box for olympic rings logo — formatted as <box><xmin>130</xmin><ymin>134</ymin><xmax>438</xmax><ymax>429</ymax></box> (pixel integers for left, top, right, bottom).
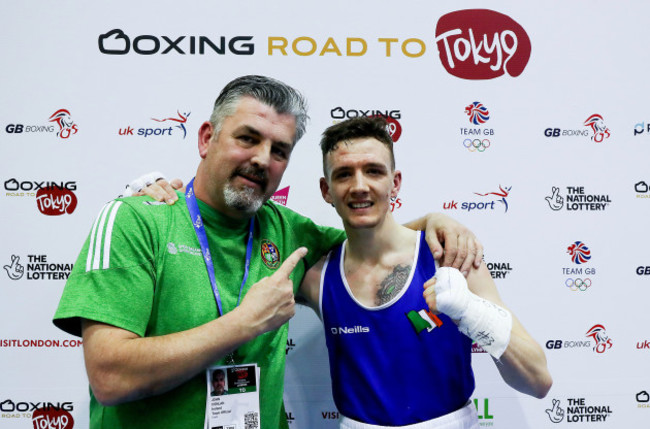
<box><xmin>565</xmin><ymin>278</ymin><xmax>592</xmax><ymax>291</ymax></box>
<box><xmin>463</xmin><ymin>139</ymin><xmax>491</xmax><ymax>152</ymax></box>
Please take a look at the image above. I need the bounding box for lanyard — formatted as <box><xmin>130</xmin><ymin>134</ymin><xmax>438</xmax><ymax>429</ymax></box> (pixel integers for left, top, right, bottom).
<box><xmin>185</xmin><ymin>178</ymin><xmax>255</xmax><ymax>317</ymax></box>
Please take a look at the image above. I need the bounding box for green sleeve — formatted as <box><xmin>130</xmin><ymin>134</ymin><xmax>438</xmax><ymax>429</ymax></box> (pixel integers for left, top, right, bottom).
<box><xmin>53</xmin><ymin>199</ymin><xmax>158</xmax><ymax>337</ymax></box>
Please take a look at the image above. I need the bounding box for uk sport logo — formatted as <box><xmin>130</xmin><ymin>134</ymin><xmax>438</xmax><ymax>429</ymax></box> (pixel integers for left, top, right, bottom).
<box><xmin>151</xmin><ymin>111</ymin><xmax>191</xmax><ymax>139</ymax></box>
<box><xmin>474</xmin><ymin>185</ymin><xmax>511</xmax><ymax>212</ymax></box>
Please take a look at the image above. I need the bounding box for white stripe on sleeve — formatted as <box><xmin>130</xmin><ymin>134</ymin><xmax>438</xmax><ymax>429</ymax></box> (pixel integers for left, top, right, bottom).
<box><xmin>86</xmin><ymin>202</ymin><xmax>111</xmax><ymax>272</ymax></box>
<box><xmin>102</xmin><ymin>201</ymin><xmax>123</xmax><ymax>269</ymax></box>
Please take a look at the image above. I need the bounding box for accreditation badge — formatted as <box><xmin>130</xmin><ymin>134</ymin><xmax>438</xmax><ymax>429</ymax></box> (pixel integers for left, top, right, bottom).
<box><xmin>205</xmin><ymin>364</ymin><xmax>261</xmax><ymax>429</ymax></box>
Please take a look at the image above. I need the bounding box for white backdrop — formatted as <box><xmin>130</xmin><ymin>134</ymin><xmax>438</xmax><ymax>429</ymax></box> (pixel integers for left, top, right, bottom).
<box><xmin>2</xmin><ymin>1</ymin><xmax>649</xmax><ymax>428</ymax></box>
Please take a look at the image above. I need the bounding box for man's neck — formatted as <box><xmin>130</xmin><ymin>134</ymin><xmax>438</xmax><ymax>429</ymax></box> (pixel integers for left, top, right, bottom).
<box><xmin>343</xmin><ymin>213</ymin><xmax>418</xmax><ymax>307</ymax></box>
<box><xmin>344</xmin><ymin>213</ymin><xmax>413</xmax><ymax>265</ymax></box>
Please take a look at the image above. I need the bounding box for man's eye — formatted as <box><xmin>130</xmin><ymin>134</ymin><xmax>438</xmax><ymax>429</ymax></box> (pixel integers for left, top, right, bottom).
<box><xmin>272</xmin><ymin>147</ymin><xmax>288</xmax><ymax>159</ymax></box>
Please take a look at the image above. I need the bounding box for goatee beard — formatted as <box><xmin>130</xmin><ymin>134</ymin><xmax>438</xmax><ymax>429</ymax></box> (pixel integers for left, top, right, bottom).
<box><xmin>223</xmin><ymin>183</ymin><xmax>264</xmax><ymax>214</ymax></box>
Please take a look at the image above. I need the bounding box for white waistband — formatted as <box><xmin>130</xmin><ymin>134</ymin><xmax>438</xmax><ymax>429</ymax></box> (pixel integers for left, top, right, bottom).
<box><xmin>339</xmin><ymin>401</ymin><xmax>479</xmax><ymax>429</ymax></box>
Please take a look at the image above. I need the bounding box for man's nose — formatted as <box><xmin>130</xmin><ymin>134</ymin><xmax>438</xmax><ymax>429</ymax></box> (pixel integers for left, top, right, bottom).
<box><xmin>350</xmin><ymin>171</ymin><xmax>369</xmax><ymax>193</ymax></box>
<box><xmin>250</xmin><ymin>141</ymin><xmax>271</xmax><ymax>169</ymax></box>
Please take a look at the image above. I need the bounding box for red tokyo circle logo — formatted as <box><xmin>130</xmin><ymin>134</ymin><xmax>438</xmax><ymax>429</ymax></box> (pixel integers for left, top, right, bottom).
<box><xmin>36</xmin><ymin>186</ymin><xmax>78</xmax><ymax>216</ymax></box>
<box><xmin>435</xmin><ymin>9</ymin><xmax>531</xmax><ymax>80</ymax></box>
<box><xmin>33</xmin><ymin>407</ymin><xmax>74</xmax><ymax>429</ymax></box>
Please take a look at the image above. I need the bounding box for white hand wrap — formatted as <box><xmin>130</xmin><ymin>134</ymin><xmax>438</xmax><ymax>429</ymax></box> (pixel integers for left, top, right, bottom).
<box><xmin>434</xmin><ymin>267</ymin><xmax>512</xmax><ymax>359</ymax></box>
<box><xmin>121</xmin><ymin>171</ymin><xmax>166</xmax><ymax>197</ymax></box>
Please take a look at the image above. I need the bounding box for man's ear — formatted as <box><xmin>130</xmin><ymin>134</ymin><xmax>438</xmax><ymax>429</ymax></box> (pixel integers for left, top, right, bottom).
<box><xmin>390</xmin><ymin>170</ymin><xmax>402</xmax><ymax>199</ymax></box>
<box><xmin>198</xmin><ymin>121</ymin><xmax>214</xmax><ymax>159</ymax></box>
<box><xmin>320</xmin><ymin>177</ymin><xmax>333</xmax><ymax>204</ymax></box>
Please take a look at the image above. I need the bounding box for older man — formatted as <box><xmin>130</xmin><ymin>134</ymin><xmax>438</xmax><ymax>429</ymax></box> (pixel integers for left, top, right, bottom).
<box><xmin>53</xmin><ymin>75</ymin><xmax>482</xmax><ymax>429</ymax></box>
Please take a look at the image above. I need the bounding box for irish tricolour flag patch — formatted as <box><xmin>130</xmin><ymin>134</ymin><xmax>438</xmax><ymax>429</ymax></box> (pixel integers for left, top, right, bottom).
<box><xmin>407</xmin><ymin>310</ymin><xmax>443</xmax><ymax>334</ymax></box>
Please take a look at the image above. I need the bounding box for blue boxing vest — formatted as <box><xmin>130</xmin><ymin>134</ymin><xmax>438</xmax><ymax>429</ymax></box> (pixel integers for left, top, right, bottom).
<box><xmin>320</xmin><ymin>232</ymin><xmax>474</xmax><ymax>426</ymax></box>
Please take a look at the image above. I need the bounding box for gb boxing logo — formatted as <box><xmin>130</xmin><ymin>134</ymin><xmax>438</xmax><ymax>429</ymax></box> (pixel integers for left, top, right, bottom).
<box><xmin>48</xmin><ymin>109</ymin><xmax>78</xmax><ymax>139</ymax></box>
<box><xmin>435</xmin><ymin>9</ymin><xmax>531</xmax><ymax>80</ymax></box>
<box><xmin>586</xmin><ymin>324</ymin><xmax>613</xmax><ymax>354</ymax></box>
<box><xmin>583</xmin><ymin>114</ymin><xmax>611</xmax><ymax>143</ymax></box>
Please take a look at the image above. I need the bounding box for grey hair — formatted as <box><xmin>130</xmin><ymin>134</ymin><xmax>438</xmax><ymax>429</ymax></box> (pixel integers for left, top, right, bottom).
<box><xmin>209</xmin><ymin>75</ymin><xmax>309</xmax><ymax>143</ymax></box>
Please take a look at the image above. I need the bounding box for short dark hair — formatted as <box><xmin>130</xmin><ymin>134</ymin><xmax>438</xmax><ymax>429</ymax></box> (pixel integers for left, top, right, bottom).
<box><xmin>320</xmin><ymin>117</ymin><xmax>395</xmax><ymax>176</ymax></box>
<box><xmin>210</xmin><ymin>75</ymin><xmax>309</xmax><ymax>143</ymax></box>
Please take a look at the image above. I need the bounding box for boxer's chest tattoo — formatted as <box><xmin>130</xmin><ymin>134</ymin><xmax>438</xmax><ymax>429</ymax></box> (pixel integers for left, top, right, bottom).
<box><xmin>375</xmin><ymin>264</ymin><xmax>411</xmax><ymax>306</ymax></box>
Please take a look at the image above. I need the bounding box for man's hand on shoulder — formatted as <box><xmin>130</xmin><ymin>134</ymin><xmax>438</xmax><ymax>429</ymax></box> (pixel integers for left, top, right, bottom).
<box><xmin>122</xmin><ymin>171</ymin><xmax>184</xmax><ymax>205</ymax></box>
<box><xmin>405</xmin><ymin>213</ymin><xmax>483</xmax><ymax>276</ymax></box>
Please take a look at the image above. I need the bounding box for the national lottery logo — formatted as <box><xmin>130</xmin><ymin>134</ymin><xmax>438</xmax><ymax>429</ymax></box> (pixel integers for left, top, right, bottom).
<box><xmin>546</xmin><ymin>397</ymin><xmax>613</xmax><ymax>423</ymax></box>
<box><xmin>435</xmin><ymin>9</ymin><xmax>531</xmax><ymax>80</ymax></box>
<box><xmin>586</xmin><ymin>324</ymin><xmax>613</xmax><ymax>354</ymax></box>
<box><xmin>330</xmin><ymin>107</ymin><xmax>402</xmax><ymax>142</ymax></box>
<box><xmin>118</xmin><ymin>110</ymin><xmax>191</xmax><ymax>139</ymax></box>
<box><xmin>3</xmin><ymin>254</ymin><xmax>73</xmax><ymax>281</ymax></box>
<box><xmin>3</xmin><ymin>255</ymin><xmax>24</xmax><ymax>280</ymax></box>
<box><xmin>261</xmin><ymin>239</ymin><xmax>280</xmax><ymax>269</ymax></box>
<box><xmin>545</xmin><ymin>186</ymin><xmax>611</xmax><ymax>211</ymax></box>
<box><xmin>567</xmin><ymin>241</ymin><xmax>591</xmax><ymax>265</ymax></box>
<box><xmin>486</xmin><ymin>261</ymin><xmax>513</xmax><ymax>279</ymax></box>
